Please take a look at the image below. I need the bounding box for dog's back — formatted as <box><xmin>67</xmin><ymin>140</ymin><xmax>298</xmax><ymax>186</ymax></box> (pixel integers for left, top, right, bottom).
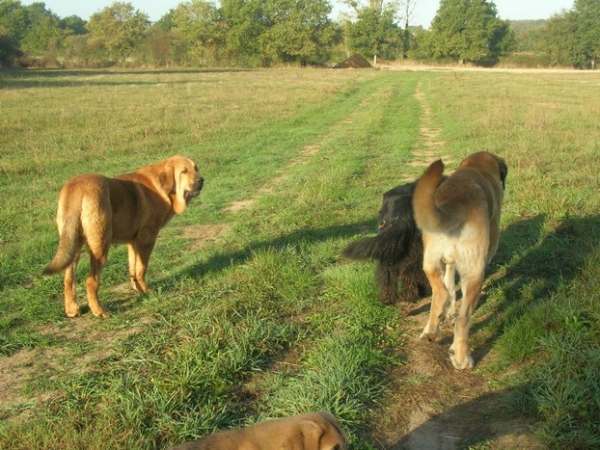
<box><xmin>413</xmin><ymin>154</ymin><xmax>506</xmax><ymax>265</ymax></box>
<box><xmin>170</xmin><ymin>412</ymin><xmax>347</xmax><ymax>450</ymax></box>
<box><xmin>413</xmin><ymin>155</ymin><xmax>506</xmax><ymax>236</ymax></box>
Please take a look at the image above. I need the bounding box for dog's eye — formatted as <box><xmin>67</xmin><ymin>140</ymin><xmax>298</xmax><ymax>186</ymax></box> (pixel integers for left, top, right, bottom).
<box><xmin>182</xmin><ymin>168</ymin><xmax>188</xmax><ymax>174</ymax></box>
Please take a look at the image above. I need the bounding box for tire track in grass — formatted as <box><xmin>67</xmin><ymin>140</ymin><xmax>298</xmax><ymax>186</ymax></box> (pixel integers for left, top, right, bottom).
<box><xmin>177</xmin><ymin>89</ymin><xmax>380</xmax><ymax>249</ymax></box>
<box><xmin>400</xmin><ymin>81</ymin><xmax>453</xmax><ymax>183</ymax></box>
<box><xmin>376</xmin><ymin>82</ymin><xmax>539</xmax><ymax>449</ymax></box>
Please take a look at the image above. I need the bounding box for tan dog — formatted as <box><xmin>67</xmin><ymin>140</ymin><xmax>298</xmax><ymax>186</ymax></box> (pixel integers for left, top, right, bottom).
<box><xmin>413</xmin><ymin>151</ymin><xmax>507</xmax><ymax>369</ymax></box>
<box><xmin>43</xmin><ymin>156</ymin><xmax>203</xmax><ymax>318</ymax></box>
<box><xmin>170</xmin><ymin>412</ymin><xmax>347</xmax><ymax>450</ymax></box>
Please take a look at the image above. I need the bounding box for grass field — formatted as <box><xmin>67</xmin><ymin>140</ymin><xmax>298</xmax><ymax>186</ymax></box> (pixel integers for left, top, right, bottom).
<box><xmin>1</xmin><ymin>67</ymin><xmax>599</xmax><ymax>449</ymax></box>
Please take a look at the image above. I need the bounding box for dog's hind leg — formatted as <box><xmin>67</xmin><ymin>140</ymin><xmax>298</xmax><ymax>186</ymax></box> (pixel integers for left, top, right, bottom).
<box><xmin>63</xmin><ymin>252</ymin><xmax>81</xmax><ymax>318</ymax></box>
<box><xmin>398</xmin><ymin>244</ymin><xmax>427</xmax><ymax>302</ymax></box>
<box><xmin>85</xmin><ymin>246</ymin><xmax>109</xmax><ymax>318</ymax></box>
<box><xmin>442</xmin><ymin>263</ymin><xmax>457</xmax><ymax>324</ymax></box>
<box><xmin>420</xmin><ymin>265</ymin><xmax>449</xmax><ymax>341</ymax></box>
<box><xmin>82</xmin><ymin>204</ymin><xmax>111</xmax><ymax>318</ymax></box>
<box><xmin>449</xmin><ymin>274</ymin><xmax>483</xmax><ymax>370</ymax></box>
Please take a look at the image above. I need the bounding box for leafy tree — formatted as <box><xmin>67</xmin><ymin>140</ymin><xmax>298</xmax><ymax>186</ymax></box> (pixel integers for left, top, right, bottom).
<box><xmin>136</xmin><ymin>27</ymin><xmax>188</xmax><ymax>66</ymax></box>
<box><xmin>220</xmin><ymin>0</ymin><xmax>266</xmax><ymax>64</ymax></box>
<box><xmin>0</xmin><ymin>25</ymin><xmax>23</xmax><ymax>66</ymax></box>
<box><xmin>221</xmin><ymin>0</ymin><xmax>339</xmax><ymax>66</ymax></box>
<box><xmin>86</xmin><ymin>2</ymin><xmax>149</xmax><ymax>62</ymax></box>
<box><xmin>60</xmin><ymin>15</ymin><xmax>87</xmax><ymax>35</ymax></box>
<box><xmin>425</xmin><ymin>0</ymin><xmax>514</xmax><ymax>65</ymax></box>
<box><xmin>572</xmin><ymin>0</ymin><xmax>600</xmax><ymax>68</ymax></box>
<box><xmin>154</xmin><ymin>8</ymin><xmax>177</xmax><ymax>31</ymax></box>
<box><xmin>511</xmin><ymin>20</ymin><xmax>547</xmax><ymax>52</ymax></box>
<box><xmin>541</xmin><ymin>0</ymin><xmax>600</xmax><ymax>69</ymax></box>
<box><xmin>258</xmin><ymin>0</ymin><xmax>340</xmax><ymax>66</ymax></box>
<box><xmin>347</xmin><ymin>6</ymin><xmax>401</xmax><ymax>63</ymax></box>
<box><xmin>0</xmin><ymin>0</ymin><xmax>28</xmax><ymax>42</ymax></box>
<box><xmin>542</xmin><ymin>12</ymin><xmax>578</xmax><ymax>67</ymax></box>
<box><xmin>345</xmin><ymin>0</ymin><xmax>402</xmax><ymax>64</ymax></box>
<box><xmin>399</xmin><ymin>0</ymin><xmax>421</xmax><ymax>57</ymax></box>
<box><xmin>170</xmin><ymin>0</ymin><xmax>225</xmax><ymax>64</ymax></box>
<box><xmin>0</xmin><ymin>1</ymin><xmax>69</xmax><ymax>63</ymax></box>
<box><xmin>20</xmin><ymin>2</ymin><xmax>65</xmax><ymax>56</ymax></box>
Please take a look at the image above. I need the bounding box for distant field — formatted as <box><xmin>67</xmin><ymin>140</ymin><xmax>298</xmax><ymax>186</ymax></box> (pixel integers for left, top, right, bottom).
<box><xmin>1</xmin><ymin>67</ymin><xmax>599</xmax><ymax>449</ymax></box>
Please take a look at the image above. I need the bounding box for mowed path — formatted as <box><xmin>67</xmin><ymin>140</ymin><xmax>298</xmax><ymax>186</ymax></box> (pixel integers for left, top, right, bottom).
<box><xmin>175</xmin><ymin>80</ymin><xmax>540</xmax><ymax>449</ymax></box>
<box><xmin>377</xmin><ymin>83</ymin><xmax>539</xmax><ymax>449</ymax></box>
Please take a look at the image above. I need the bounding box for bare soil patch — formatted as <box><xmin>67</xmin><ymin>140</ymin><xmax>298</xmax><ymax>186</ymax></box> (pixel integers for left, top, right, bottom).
<box><xmin>0</xmin><ymin>317</ymin><xmax>152</xmax><ymax>423</ymax></box>
<box><xmin>373</xmin><ymin>296</ymin><xmax>540</xmax><ymax>449</ymax></box>
<box><xmin>176</xmin><ymin>224</ymin><xmax>230</xmax><ymax>250</ymax></box>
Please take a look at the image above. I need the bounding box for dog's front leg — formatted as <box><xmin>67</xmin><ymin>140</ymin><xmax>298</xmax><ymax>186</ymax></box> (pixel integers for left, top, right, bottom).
<box><xmin>127</xmin><ymin>241</ymin><xmax>155</xmax><ymax>294</ymax></box>
<box><xmin>376</xmin><ymin>262</ymin><xmax>400</xmax><ymax>305</ymax></box>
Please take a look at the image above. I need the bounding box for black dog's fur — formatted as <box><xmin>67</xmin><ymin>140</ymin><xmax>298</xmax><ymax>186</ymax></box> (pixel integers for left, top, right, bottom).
<box><xmin>342</xmin><ymin>182</ymin><xmax>431</xmax><ymax>305</ymax></box>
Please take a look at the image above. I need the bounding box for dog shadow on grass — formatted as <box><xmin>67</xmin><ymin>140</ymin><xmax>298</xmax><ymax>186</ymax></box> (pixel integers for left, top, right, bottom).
<box><xmin>390</xmin><ymin>385</ymin><xmax>538</xmax><ymax>449</ymax></box>
<box><xmin>470</xmin><ymin>213</ymin><xmax>600</xmax><ymax>364</ymax></box>
<box><xmin>404</xmin><ymin>213</ymin><xmax>600</xmax><ymax>365</ymax></box>
<box><xmin>391</xmin><ymin>214</ymin><xmax>600</xmax><ymax>449</ymax></box>
<box><xmin>177</xmin><ymin>220</ymin><xmax>377</xmax><ymax>280</ymax></box>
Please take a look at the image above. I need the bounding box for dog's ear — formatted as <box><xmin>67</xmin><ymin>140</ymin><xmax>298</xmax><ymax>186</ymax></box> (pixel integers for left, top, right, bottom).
<box><xmin>281</xmin><ymin>416</ymin><xmax>346</xmax><ymax>450</ymax></box>
<box><xmin>496</xmin><ymin>156</ymin><xmax>508</xmax><ymax>190</ymax></box>
<box><xmin>159</xmin><ymin>164</ymin><xmax>175</xmax><ymax>194</ymax></box>
<box><xmin>159</xmin><ymin>158</ymin><xmax>188</xmax><ymax>214</ymax></box>
<box><xmin>281</xmin><ymin>419</ymin><xmax>324</xmax><ymax>450</ymax></box>
<box><xmin>172</xmin><ymin>161</ymin><xmax>190</xmax><ymax>214</ymax></box>
<box><xmin>317</xmin><ymin>413</ymin><xmax>347</xmax><ymax>450</ymax></box>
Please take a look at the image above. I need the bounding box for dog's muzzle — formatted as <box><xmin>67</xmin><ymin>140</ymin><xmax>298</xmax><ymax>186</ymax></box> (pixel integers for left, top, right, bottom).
<box><xmin>185</xmin><ymin>176</ymin><xmax>204</xmax><ymax>201</ymax></box>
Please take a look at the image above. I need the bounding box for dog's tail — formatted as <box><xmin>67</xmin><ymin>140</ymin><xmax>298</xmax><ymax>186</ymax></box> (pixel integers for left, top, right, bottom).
<box><xmin>342</xmin><ymin>236</ymin><xmax>381</xmax><ymax>261</ymax></box>
<box><xmin>43</xmin><ymin>212</ymin><xmax>81</xmax><ymax>275</ymax></box>
<box><xmin>342</xmin><ymin>226</ymin><xmax>414</xmax><ymax>264</ymax></box>
<box><xmin>413</xmin><ymin>159</ymin><xmax>466</xmax><ymax>234</ymax></box>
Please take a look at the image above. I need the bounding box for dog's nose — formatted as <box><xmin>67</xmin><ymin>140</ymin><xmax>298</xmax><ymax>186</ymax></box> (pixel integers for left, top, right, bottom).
<box><xmin>197</xmin><ymin>177</ymin><xmax>204</xmax><ymax>189</ymax></box>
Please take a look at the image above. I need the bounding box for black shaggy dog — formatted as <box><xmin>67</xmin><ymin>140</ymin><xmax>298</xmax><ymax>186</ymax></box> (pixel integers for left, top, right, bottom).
<box><xmin>342</xmin><ymin>181</ymin><xmax>431</xmax><ymax>305</ymax></box>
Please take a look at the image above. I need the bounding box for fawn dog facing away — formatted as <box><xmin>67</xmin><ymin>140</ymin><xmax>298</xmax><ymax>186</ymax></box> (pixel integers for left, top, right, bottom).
<box><xmin>413</xmin><ymin>151</ymin><xmax>507</xmax><ymax>369</ymax></box>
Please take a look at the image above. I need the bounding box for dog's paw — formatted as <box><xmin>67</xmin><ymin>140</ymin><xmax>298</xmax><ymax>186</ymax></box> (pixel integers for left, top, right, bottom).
<box><xmin>449</xmin><ymin>346</ymin><xmax>474</xmax><ymax>370</ymax></box>
<box><xmin>91</xmin><ymin>309</ymin><xmax>110</xmax><ymax>319</ymax></box>
<box><xmin>65</xmin><ymin>308</ymin><xmax>82</xmax><ymax>318</ymax></box>
<box><xmin>419</xmin><ymin>328</ymin><xmax>439</xmax><ymax>341</ymax></box>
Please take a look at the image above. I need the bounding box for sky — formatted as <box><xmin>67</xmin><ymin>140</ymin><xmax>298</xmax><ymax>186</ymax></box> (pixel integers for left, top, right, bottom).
<box><xmin>21</xmin><ymin>0</ymin><xmax>575</xmax><ymax>29</ymax></box>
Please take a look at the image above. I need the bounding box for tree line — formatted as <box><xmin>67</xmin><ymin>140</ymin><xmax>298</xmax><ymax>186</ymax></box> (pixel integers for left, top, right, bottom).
<box><xmin>0</xmin><ymin>0</ymin><xmax>598</xmax><ymax>69</ymax></box>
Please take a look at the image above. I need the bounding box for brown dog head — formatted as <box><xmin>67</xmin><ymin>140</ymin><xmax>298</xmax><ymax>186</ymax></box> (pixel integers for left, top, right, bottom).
<box><xmin>458</xmin><ymin>151</ymin><xmax>507</xmax><ymax>189</ymax></box>
<box><xmin>281</xmin><ymin>412</ymin><xmax>348</xmax><ymax>450</ymax></box>
<box><xmin>158</xmin><ymin>156</ymin><xmax>204</xmax><ymax>214</ymax></box>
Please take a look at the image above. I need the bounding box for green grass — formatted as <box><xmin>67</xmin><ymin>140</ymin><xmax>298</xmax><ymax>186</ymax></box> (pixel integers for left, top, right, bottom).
<box><xmin>1</xmin><ymin>67</ymin><xmax>600</xmax><ymax>448</ymax></box>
